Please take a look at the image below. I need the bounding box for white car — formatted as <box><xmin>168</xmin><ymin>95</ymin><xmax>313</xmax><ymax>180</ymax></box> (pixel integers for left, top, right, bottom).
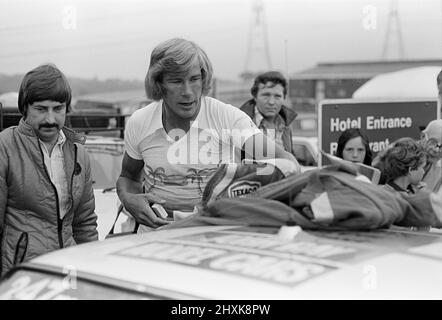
<box><xmin>290</xmin><ymin>112</ymin><xmax>318</xmax><ymax>138</ymax></box>
<box><xmin>292</xmin><ymin>136</ymin><xmax>318</xmax><ymax>171</ymax></box>
<box><xmin>1</xmin><ymin>224</ymin><xmax>442</xmax><ymax>300</ymax></box>
<box><xmin>84</xmin><ymin>135</ymin><xmax>126</xmax><ymax>240</ymax></box>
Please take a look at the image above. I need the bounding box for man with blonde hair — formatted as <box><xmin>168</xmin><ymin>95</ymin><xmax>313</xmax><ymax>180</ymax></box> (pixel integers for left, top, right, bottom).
<box><xmin>117</xmin><ymin>38</ymin><xmax>300</xmax><ymax>229</ymax></box>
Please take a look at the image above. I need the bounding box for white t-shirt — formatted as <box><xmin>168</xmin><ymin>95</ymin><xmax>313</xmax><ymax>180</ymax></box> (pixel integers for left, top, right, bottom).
<box><xmin>125</xmin><ymin>96</ymin><xmax>261</xmax><ymax>211</ymax></box>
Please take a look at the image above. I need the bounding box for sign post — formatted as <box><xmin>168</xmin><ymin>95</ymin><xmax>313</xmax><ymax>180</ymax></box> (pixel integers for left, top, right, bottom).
<box><xmin>318</xmin><ymin>98</ymin><xmax>440</xmax><ymax>166</ymax></box>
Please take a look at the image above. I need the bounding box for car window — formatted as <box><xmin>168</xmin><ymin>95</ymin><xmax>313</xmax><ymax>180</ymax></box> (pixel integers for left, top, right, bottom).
<box><xmin>293</xmin><ymin>143</ymin><xmax>317</xmax><ymax>166</ymax></box>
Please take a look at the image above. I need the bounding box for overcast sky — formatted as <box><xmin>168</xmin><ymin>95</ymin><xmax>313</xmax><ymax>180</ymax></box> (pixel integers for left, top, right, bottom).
<box><xmin>0</xmin><ymin>0</ymin><xmax>441</xmax><ymax>81</ymax></box>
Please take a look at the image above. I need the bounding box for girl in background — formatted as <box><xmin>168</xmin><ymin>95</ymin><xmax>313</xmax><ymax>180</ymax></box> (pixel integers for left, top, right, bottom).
<box><xmin>335</xmin><ymin>128</ymin><xmax>373</xmax><ymax>166</ymax></box>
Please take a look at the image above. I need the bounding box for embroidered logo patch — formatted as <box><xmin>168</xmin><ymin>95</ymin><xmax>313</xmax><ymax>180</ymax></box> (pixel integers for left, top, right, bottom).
<box><xmin>227</xmin><ymin>181</ymin><xmax>261</xmax><ymax>198</ymax></box>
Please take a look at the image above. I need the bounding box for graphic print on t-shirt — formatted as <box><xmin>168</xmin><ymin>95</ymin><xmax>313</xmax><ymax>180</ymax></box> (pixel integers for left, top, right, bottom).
<box><xmin>145</xmin><ymin>164</ymin><xmax>219</xmax><ymax>195</ymax></box>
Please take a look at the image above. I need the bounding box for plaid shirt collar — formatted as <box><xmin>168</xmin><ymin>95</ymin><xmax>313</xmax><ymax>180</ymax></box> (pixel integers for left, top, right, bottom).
<box><xmin>254</xmin><ymin>106</ymin><xmax>285</xmax><ymax>131</ymax></box>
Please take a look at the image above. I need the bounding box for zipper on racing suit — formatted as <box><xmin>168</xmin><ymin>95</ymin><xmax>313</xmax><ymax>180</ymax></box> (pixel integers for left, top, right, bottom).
<box><xmin>38</xmin><ymin>142</ymin><xmax>64</xmax><ymax>249</ymax></box>
<box><xmin>70</xmin><ymin>145</ymin><xmax>78</xmax><ymax>231</ymax></box>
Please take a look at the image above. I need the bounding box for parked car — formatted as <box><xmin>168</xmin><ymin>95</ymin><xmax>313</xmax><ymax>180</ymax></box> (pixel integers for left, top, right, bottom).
<box><xmin>0</xmin><ymin>92</ymin><xmax>20</xmax><ymax>131</ymax></box>
<box><xmin>292</xmin><ymin>136</ymin><xmax>318</xmax><ymax>170</ymax></box>
<box><xmin>1</xmin><ymin>224</ymin><xmax>442</xmax><ymax>299</ymax></box>
<box><xmin>290</xmin><ymin>112</ymin><xmax>317</xmax><ymax>137</ymax></box>
<box><xmin>84</xmin><ymin>135</ymin><xmax>125</xmax><ymax>240</ymax></box>
<box><xmin>70</xmin><ymin>90</ymin><xmax>150</xmax><ymax>138</ymax></box>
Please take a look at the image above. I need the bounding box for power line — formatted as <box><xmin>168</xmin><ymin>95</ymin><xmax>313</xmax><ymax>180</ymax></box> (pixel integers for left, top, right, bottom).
<box><xmin>381</xmin><ymin>0</ymin><xmax>406</xmax><ymax>60</ymax></box>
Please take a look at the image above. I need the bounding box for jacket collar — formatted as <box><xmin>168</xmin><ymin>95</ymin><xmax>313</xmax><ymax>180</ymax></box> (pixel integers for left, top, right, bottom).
<box><xmin>17</xmin><ymin>118</ymin><xmax>87</xmax><ymax>145</ymax></box>
<box><xmin>239</xmin><ymin>99</ymin><xmax>297</xmax><ymax>126</ymax></box>
<box><xmin>387</xmin><ymin>181</ymin><xmax>414</xmax><ymax>194</ymax></box>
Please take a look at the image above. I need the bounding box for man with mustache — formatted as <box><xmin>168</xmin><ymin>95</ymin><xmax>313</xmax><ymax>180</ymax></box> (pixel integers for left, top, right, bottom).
<box><xmin>117</xmin><ymin>38</ymin><xmax>300</xmax><ymax>230</ymax></box>
<box><xmin>240</xmin><ymin>71</ymin><xmax>297</xmax><ymax>155</ymax></box>
<box><xmin>0</xmin><ymin>64</ymin><xmax>98</xmax><ymax>277</ymax></box>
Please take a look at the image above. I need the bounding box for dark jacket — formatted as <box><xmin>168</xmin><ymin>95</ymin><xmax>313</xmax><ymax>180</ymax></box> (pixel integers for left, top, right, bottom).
<box><xmin>240</xmin><ymin>99</ymin><xmax>297</xmax><ymax>154</ymax></box>
<box><xmin>0</xmin><ymin>119</ymin><xmax>98</xmax><ymax>276</ymax></box>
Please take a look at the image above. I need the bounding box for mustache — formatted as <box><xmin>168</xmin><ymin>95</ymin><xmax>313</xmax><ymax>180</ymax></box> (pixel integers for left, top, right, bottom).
<box><xmin>39</xmin><ymin>123</ymin><xmax>59</xmax><ymax>129</ymax></box>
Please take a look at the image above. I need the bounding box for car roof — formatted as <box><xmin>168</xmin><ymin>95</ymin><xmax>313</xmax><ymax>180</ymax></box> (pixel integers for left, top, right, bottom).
<box><xmin>0</xmin><ymin>92</ymin><xmax>19</xmax><ymax>109</ymax></box>
<box><xmin>13</xmin><ymin>225</ymin><xmax>442</xmax><ymax>299</ymax></box>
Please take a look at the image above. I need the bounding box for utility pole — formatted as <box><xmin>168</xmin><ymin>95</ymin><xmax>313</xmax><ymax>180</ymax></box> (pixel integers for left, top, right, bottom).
<box><xmin>242</xmin><ymin>0</ymin><xmax>272</xmax><ymax>79</ymax></box>
<box><xmin>284</xmin><ymin>39</ymin><xmax>291</xmax><ymax>101</ymax></box>
<box><xmin>381</xmin><ymin>0</ymin><xmax>406</xmax><ymax>60</ymax></box>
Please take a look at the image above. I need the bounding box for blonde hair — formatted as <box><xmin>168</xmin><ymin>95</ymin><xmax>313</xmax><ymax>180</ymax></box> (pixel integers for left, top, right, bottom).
<box><xmin>145</xmin><ymin>38</ymin><xmax>213</xmax><ymax>100</ymax></box>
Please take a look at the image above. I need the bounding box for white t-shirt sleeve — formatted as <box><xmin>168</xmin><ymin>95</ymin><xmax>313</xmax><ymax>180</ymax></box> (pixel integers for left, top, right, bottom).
<box><xmin>228</xmin><ymin>106</ymin><xmax>262</xmax><ymax>149</ymax></box>
<box><xmin>124</xmin><ymin>113</ymin><xmax>143</xmax><ymax>160</ymax></box>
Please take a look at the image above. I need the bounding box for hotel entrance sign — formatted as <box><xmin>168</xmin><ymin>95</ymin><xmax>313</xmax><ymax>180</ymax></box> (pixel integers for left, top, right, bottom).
<box><xmin>318</xmin><ymin>98</ymin><xmax>439</xmax><ymax>166</ymax></box>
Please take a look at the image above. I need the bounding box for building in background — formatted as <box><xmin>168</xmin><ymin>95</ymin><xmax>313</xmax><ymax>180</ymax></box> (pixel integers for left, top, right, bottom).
<box><xmin>290</xmin><ymin>59</ymin><xmax>442</xmax><ymax>113</ymax></box>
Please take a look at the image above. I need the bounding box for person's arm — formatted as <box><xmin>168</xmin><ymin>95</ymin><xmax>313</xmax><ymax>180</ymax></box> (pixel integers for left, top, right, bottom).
<box><xmin>243</xmin><ymin>131</ymin><xmax>299</xmax><ymax>162</ymax></box>
<box><xmin>73</xmin><ymin>149</ymin><xmax>98</xmax><ymax>243</ymax></box>
<box><xmin>228</xmin><ymin>106</ymin><xmax>301</xmax><ymax>172</ymax></box>
<box><xmin>116</xmin><ymin>152</ymin><xmax>169</xmax><ymax>228</ymax></box>
<box><xmin>242</xmin><ymin>132</ymin><xmax>302</xmax><ymax>175</ymax></box>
